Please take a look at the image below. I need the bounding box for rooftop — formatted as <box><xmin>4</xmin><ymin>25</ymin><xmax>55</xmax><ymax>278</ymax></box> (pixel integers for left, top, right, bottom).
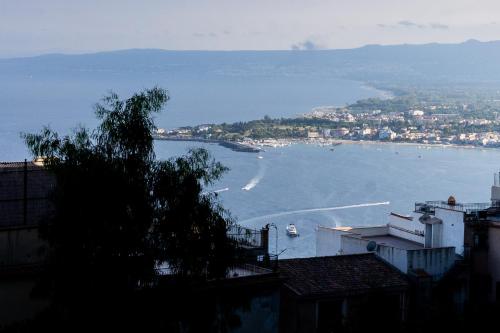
<box><xmin>279</xmin><ymin>253</ymin><xmax>408</xmax><ymax>298</ymax></box>
<box><xmin>0</xmin><ymin>161</ymin><xmax>44</xmax><ymax>171</ymax></box>
<box><xmin>415</xmin><ymin>201</ymin><xmax>495</xmax><ymax>214</ymax></box>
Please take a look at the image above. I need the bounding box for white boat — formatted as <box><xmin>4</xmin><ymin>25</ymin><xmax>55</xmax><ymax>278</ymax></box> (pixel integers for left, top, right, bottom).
<box><xmin>286</xmin><ymin>224</ymin><xmax>299</xmax><ymax>237</ymax></box>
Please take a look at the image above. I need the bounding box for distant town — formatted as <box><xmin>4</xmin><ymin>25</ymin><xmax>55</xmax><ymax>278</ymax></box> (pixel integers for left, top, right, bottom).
<box><xmin>156</xmin><ymin>91</ymin><xmax>500</xmax><ymax>149</ymax></box>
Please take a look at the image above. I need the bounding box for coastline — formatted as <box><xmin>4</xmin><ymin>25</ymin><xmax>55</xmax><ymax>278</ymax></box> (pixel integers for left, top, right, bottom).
<box><xmin>156</xmin><ymin>135</ymin><xmax>499</xmax><ymax>153</ymax></box>
<box><xmin>240</xmin><ymin>137</ymin><xmax>499</xmax><ymax>152</ymax></box>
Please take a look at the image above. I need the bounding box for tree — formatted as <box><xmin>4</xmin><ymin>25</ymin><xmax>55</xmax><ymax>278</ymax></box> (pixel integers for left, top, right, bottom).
<box><xmin>23</xmin><ymin>87</ymin><xmax>239</xmax><ymax>327</ymax></box>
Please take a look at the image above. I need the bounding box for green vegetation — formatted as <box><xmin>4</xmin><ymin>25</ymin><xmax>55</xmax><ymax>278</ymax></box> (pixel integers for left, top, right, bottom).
<box><xmin>163</xmin><ymin>90</ymin><xmax>500</xmax><ymax>146</ymax></box>
<box><xmin>21</xmin><ymin>88</ymin><xmax>241</xmax><ymax>331</ymax></box>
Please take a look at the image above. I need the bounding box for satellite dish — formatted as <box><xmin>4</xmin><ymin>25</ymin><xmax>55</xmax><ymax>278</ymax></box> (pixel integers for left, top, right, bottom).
<box><xmin>366</xmin><ymin>241</ymin><xmax>377</xmax><ymax>252</ymax></box>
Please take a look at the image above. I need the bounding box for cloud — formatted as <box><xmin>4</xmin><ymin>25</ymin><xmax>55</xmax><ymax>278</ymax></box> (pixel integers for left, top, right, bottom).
<box><xmin>378</xmin><ymin>21</ymin><xmax>449</xmax><ymax>30</ymax></box>
<box><xmin>291</xmin><ymin>39</ymin><xmax>321</xmax><ymax>51</ymax></box>
<box><xmin>430</xmin><ymin>23</ymin><xmax>449</xmax><ymax>30</ymax></box>
<box><xmin>398</xmin><ymin>20</ymin><xmax>425</xmax><ymax>29</ymax></box>
<box><xmin>192</xmin><ymin>32</ymin><xmax>217</xmax><ymax>38</ymax></box>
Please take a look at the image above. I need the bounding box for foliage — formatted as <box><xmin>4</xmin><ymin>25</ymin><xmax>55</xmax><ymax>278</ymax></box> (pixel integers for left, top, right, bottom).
<box><xmin>22</xmin><ymin>87</ymin><xmax>239</xmax><ymax>317</ymax></box>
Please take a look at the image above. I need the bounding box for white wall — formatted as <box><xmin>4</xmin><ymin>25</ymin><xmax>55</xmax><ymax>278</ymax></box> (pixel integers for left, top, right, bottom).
<box><xmin>435</xmin><ymin>208</ymin><xmax>465</xmax><ymax>255</ymax></box>
<box><xmin>315</xmin><ymin>226</ymin><xmax>387</xmax><ymax>256</ymax></box>
<box><xmin>341</xmin><ymin>235</ymin><xmax>370</xmax><ymax>255</ymax></box>
<box><xmin>376</xmin><ymin>245</ymin><xmax>408</xmax><ymax>273</ymax></box>
<box><xmin>316</xmin><ymin>226</ymin><xmax>349</xmax><ymax>256</ymax></box>
<box><xmin>388</xmin><ymin>213</ymin><xmax>425</xmax><ymax>245</ymax></box>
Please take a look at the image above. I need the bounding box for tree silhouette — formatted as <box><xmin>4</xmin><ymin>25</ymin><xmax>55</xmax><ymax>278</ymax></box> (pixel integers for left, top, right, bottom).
<box><xmin>22</xmin><ymin>87</ymin><xmax>239</xmax><ymax>328</ymax></box>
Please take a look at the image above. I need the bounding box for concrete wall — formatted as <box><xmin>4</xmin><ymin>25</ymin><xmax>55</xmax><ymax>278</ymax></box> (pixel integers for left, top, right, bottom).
<box><xmin>0</xmin><ymin>226</ymin><xmax>46</xmax><ymax>268</ymax></box>
<box><xmin>316</xmin><ymin>226</ymin><xmax>348</xmax><ymax>256</ymax></box>
<box><xmin>435</xmin><ymin>208</ymin><xmax>465</xmax><ymax>255</ymax></box>
<box><xmin>231</xmin><ymin>289</ymin><xmax>280</xmax><ymax>333</ymax></box>
<box><xmin>341</xmin><ymin>236</ymin><xmax>370</xmax><ymax>255</ymax></box>
<box><xmin>376</xmin><ymin>245</ymin><xmax>408</xmax><ymax>273</ymax></box>
<box><xmin>388</xmin><ymin>213</ymin><xmax>425</xmax><ymax>245</ymax></box>
<box><xmin>315</xmin><ymin>226</ymin><xmax>387</xmax><ymax>257</ymax></box>
<box><xmin>407</xmin><ymin>247</ymin><xmax>456</xmax><ymax>280</ymax></box>
<box><xmin>488</xmin><ymin>226</ymin><xmax>500</xmax><ymax>302</ymax></box>
<box><xmin>432</xmin><ymin>224</ymin><xmax>443</xmax><ymax>248</ymax></box>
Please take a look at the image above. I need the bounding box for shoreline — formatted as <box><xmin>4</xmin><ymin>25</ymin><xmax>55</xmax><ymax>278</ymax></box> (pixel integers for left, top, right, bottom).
<box><xmin>242</xmin><ymin>137</ymin><xmax>500</xmax><ymax>152</ymax></box>
<box><xmin>155</xmin><ymin>135</ymin><xmax>499</xmax><ymax>153</ymax></box>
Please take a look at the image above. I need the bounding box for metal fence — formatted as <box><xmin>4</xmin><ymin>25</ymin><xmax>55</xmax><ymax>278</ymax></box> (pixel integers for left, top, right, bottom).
<box><xmin>228</xmin><ymin>225</ymin><xmax>262</xmax><ymax>248</ymax></box>
<box><xmin>415</xmin><ymin>201</ymin><xmax>498</xmax><ymax>215</ymax></box>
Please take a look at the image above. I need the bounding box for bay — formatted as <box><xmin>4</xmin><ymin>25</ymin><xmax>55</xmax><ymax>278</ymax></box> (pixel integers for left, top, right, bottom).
<box><xmin>155</xmin><ymin>141</ymin><xmax>500</xmax><ymax>258</ymax></box>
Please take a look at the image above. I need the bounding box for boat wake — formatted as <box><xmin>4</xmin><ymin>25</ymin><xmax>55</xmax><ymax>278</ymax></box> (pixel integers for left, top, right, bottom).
<box><xmin>242</xmin><ymin>160</ymin><xmax>266</xmax><ymax>191</ymax></box>
<box><xmin>202</xmin><ymin>187</ymin><xmax>229</xmax><ymax>195</ymax></box>
<box><xmin>239</xmin><ymin>201</ymin><xmax>390</xmax><ymax>223</ymax></box>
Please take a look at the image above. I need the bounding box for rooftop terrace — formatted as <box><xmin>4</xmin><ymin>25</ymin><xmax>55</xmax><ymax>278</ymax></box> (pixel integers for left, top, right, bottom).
<box><xmin>415</xmin><ymin>201</ymin><xmax>496</xmax><ymax>215</ymax></box>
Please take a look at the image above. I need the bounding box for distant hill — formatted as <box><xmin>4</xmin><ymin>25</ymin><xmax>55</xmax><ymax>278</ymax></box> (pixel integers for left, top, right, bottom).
<box><xmin>2</xmin><ymin>40</ymin><xmax>500</xmax><ymax>88</ymax></box>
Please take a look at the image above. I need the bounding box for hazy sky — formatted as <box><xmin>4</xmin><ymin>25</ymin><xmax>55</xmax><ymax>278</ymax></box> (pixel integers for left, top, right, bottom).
<box><xmin>1</xmin><ymin>0</ymin><xmax>500</xmax><ymax>57</ymax></box>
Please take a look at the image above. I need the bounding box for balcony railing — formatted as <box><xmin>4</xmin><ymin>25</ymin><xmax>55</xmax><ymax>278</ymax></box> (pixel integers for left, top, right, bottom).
<box><xmin>415</xmin><ymin>201</ymin><xmax>497</xmax><ymax>215</ymax></box>
<box><xmin>228</xmin><ymin>225</ymin><xmax>263</xmax><ymax>248</ymax></box>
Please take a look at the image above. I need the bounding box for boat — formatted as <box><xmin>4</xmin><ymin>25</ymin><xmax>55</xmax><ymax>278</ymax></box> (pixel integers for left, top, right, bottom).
<box><xmin>286</xmin><ymin>224</ymin><xmax>299</xmax><ymax>237</ymax></box>
<box><xmin>257</xmin><ymin>156</ymin><xmax>264</xmax><ymax>159</ymax></box>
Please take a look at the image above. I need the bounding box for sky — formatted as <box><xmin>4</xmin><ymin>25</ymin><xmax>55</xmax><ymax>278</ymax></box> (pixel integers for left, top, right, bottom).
<box><xmin>1</xmin><ymin>0</ymin><xmax>500</xmax><ymax>57</ymax></box>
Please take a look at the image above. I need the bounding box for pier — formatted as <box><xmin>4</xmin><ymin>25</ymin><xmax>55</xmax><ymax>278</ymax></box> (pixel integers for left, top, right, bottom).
<box><xmin>153</xmin><ymin>135</ymin><xmax>262</xmax><ymax>153</ymax></box>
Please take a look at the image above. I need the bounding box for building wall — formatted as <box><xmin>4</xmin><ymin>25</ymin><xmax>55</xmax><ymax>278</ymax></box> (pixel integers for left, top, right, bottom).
<box><xmin>315</xmin><ymin>226</ymin><xmax>348</xmax><ymax>256</ymax></box>
<box><xmin>0</xmin><ymin>226</ymin><xmax>46</xmax><ymax>268</ymax></box>
<box><xmin>315</xmin><ymin>226</ymin><xmax>388</xmax><ymax>257</ymax></box>
<box><xmin>407</xmin><ymin>247</ymin><xmax>456</xmax><ymax>280</ymax></box>
<box><xmin>488</xmin><ymin>226</ymin><xmax>500</xmax><ymax>302</ymax></box>
<box><xmin>435</xmin><ymin>208</ymin><xmax>465</xmax><ymax>255</ymax></box>
<box><xmin>388</xmin><ymin>213</ymin><xmax>425</xmax><ymax>245</ymax></box>
<box><xmin>0</xmin><ymin>164</ymin><xmax>55</xmax><ymax>227</ymax></box>
<box><xmin>376</xmin><ymin>245</ymin><xmax>408</xmax><ymax>273</ymax></box>
<box><xmin>341</xmin><ymin>236</ymin><xmax>370</xmax><ymax>255</ymax></box>
<box><xmin>231</xmin><ymin>288</ymin><xmax>280</xmax><ymax>333</ymax></box>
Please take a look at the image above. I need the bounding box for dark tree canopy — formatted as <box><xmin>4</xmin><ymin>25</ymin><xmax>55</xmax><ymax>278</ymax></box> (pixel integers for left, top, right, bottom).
<box><xmin>22</xmin><ymin>88</ymin><xmax>239</xmax><ymax>317</ymax></box>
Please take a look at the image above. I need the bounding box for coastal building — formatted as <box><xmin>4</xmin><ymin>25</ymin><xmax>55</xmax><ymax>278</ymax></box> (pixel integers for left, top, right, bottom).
<box><xmin>463</xmin><ymin>171</ymin><xmax>500</xmax><ymax>304</ymax></box>
<box><xmin>409</xmin><ymin>110</ymin><xmax>424</xmax><ymax>117</ymax></box>
<box><xmin>332</xmin><ymin>127</ymin><xmax>349</xmax><ymax>138</ymax></box>
<box><xmin>307</xmin><ymin>131</ymin><xmax>320</xmax><ymax>139</ymax></box>
<box><xmin>279</xmin><ymin>254</ymin><xmax>409</xmax><ymax>333</ymax></box>
<box><xmin>379</xmin><ymin>127</ymin><xmax>396</xmax><ymax>140</ymax></box>
<box><xmin>316</xmin><ymin>170</ymin><xmax>500</xmax><ymax>317</ymax></box>
<box><xmin>315</xmin><ymin>207</ymin><xmax>457</xmax><ymax>281</ymax></box>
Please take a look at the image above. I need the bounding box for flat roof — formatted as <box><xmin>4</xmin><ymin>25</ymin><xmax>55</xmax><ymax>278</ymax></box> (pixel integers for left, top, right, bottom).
<box><xmin>361</xmin><ymin>235</ymin><xmax>423</xmax><ymax>250</ymax></box>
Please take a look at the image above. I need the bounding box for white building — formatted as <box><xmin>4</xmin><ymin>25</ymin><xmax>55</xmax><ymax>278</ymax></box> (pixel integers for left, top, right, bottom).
<box><xmin>378</xmin><ymin>128</ymin><xmax>396</xmax><ymax>140</ymax></box>
<box><xmin>315</xmin><ymin>196</ymin><xmax>491</xmax><ymax>280</ymax></box>
<box><xmin>409</xmin><ymin>110</ymin><xmax>424</xmax><ymax>117</ymax></box>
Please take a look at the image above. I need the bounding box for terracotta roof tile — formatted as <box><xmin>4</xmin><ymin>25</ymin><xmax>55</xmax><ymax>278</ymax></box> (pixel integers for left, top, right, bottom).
<box><xmin>279</xmin><ymin>253</ymin><xmax>408</xmax><ymax>297</ymax></box>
